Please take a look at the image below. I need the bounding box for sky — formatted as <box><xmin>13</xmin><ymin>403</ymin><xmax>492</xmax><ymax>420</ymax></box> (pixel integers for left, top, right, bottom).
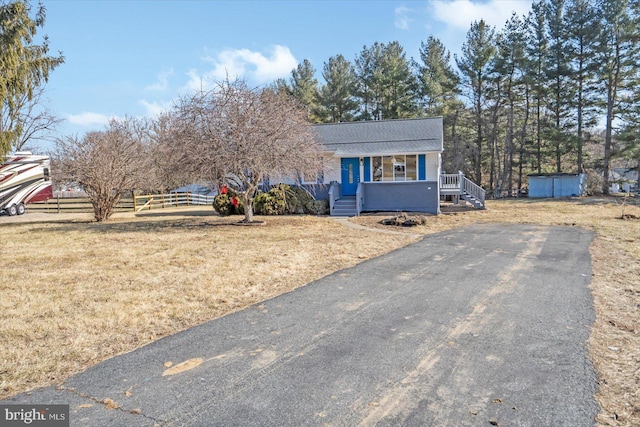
<box><xmin>33</xmin><ymin>0</ymin><xmax>534</xmax><ymax>151</ymax></box>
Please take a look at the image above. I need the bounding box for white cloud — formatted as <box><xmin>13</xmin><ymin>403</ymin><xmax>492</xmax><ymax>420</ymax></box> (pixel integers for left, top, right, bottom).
<box><xmin>67</xmin><ymin>112</ymin><xmax>112</xmax><ymax>127</ymax></box>
<box><xmin>139</xmin><ymin>99</ymin><xmax>172</xmax><ymax>117</ymax></box>
<box><xmin>431</xmin><ymin>0</ymin><xmax>533</xmax><ymax>31</ymax></box>
<box><xmin>146</xmin><ymin>69</ymin><xmax>174</xmax><ymax>91</ymax></box>
<box><xmin>395</xmin><ymin>6</ymin><xmax>415</xmax><ymax>30</ymax></box>
<box><xmin>185</xmin><ymin>45</ymin><xmax>298</xmax><ymax>90</ymax></box>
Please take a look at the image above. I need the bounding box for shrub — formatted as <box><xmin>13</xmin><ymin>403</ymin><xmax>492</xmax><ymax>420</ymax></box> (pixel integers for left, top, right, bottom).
<box><xmin>254</xmin><ymin>191</ymin><xmax>286</xmax><ymax>215</ymax></box>
<box><xmin>586</xmin><ymin>172</ymin><xmax>604</xmax><ymax>196</ymax></box>
<box><xmin>253</xmin><ymin>184</ymin><xmax>327</xmax><ymax>215</ymax></box>
<box><xmin>286</xmin><ymin>186</ymin><xmax>315</xmax><ymax>214</ymax></box>
<box><xmin>305</xmin><ymin>199</ymin><xmax>329</xmax><ymax>215</ymax></box>
<box><xmin>213</xmin><ymin>193</ymin><xmax>243</xmax><ymax>216</ymax></box>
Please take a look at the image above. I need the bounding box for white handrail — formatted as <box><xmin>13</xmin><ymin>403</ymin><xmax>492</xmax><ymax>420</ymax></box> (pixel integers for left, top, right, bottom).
<box><xmin>462</xmin><ymin>177</ymin><xmax>486</xmax><ymax>204</ymax></box>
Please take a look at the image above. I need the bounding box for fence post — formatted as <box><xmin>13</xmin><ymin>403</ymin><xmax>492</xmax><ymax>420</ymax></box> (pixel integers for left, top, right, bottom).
<box><xmin>133</xmin><ymin>194</ymin><xmax>137</xmax><ymax>211</ymax></box>
<box><xmin>57</xmin><ymin>195</ymin><xmax>61</xmax><ymax>213</ymax></box>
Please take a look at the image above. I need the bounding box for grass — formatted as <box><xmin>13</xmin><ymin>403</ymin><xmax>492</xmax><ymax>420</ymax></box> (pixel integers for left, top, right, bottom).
<box><xmin>0</xmin><ymin>210</ymin><xmax>417</xmax><ymax>400</ymax></box>
<box><xmin>1</xmin><ymin>197</ymin><xmax>639</xmax><ymax>425</ymax></box>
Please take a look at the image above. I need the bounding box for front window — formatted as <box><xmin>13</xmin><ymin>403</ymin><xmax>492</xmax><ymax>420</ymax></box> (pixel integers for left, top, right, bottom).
<box><xmin>372</xmin><ymin>155</ymin><xmax>417</xmax><ymax>181</ymax></box>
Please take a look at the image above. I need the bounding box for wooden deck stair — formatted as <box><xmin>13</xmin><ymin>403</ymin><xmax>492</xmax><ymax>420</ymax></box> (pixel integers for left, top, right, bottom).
<box><xmin>440</xmin><ymin>173</ymin><xmax>486</xmax><ymax>209</ymax></box>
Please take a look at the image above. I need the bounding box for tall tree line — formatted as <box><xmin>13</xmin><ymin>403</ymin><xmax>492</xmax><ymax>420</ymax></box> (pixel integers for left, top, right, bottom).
<box><xmin>279</xmin><ymin>0</ymin><xmax>640</xmax><ymax>194</ymax></box>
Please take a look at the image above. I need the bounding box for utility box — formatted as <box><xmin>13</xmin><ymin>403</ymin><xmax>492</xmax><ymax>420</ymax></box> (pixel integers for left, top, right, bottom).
<box><xmin>528</xmin><ymin>173</ymin><xmax>587</xmax><ymax>198</ymax></box>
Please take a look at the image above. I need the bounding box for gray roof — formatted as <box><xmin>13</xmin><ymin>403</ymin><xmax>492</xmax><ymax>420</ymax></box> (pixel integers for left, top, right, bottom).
<box><xmin>312</xmin><ymin>118</ymin><xmax>443</xmax><ymax>156</ymax></box>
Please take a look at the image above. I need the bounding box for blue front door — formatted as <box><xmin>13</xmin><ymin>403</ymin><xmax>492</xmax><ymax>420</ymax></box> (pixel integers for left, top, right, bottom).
<box><xmin>341</xmin><ymin>158</ymin><xmax>360</xmax><ymax>196</ymax></box>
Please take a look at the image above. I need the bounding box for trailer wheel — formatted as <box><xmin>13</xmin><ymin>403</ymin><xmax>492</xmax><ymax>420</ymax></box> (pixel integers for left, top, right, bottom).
<box><xmin>17</xmin><ymin>203</ymin><xmax>26</xmax><ymax>215</ymax></box>
<box><xmin>7</xmin><ymin>204</ymin><xmax>18</xmax><ymax>216</ymax></box>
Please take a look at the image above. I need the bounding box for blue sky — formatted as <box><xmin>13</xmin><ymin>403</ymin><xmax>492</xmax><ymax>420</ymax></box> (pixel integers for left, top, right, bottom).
<box><xmin>35</xmin><ymin>0</ymin><xmax>533</xmax><ymax>149</ymax></box>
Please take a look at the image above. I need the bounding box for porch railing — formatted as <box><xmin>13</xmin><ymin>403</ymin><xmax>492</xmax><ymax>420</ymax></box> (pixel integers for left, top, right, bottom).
<box><xmin>440</xmin><ymin>171</ymin><xmax>486</xmax><ymax>206</ymax></box>
<box><xmin>328</xmin><ymin>181</ymin><xmax>340</xmax><ymax>214</ymax></box>
<box><xmin>440</xmin><ymin>173</ymin><xmax>461</xmax><ymax>190</ymax></box>
<box><xmin>462</xmin><ymin>176</ymin><xmax>486</xmax><ymax>205</ymax></box>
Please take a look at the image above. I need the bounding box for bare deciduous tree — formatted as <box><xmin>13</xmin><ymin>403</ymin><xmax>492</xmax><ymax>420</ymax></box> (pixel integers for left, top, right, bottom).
<box><xmin>53</xmin><ymin>117</ymin><xmax>156</xmax><ymax>222</ymax></box>
<box><xmin>1</xmin><ymin>85</ymin><xmax>63</xmax><ymax>152</ymax></box>
<box><xmin>162</xmin><ymin>79</ymin><xmax>322</xmax><ymax>223</ymax></box>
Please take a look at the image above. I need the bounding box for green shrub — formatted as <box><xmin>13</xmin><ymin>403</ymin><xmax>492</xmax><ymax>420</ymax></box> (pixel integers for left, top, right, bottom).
<box><xmin>213</xmin><ymin>192</ymin><xmax>243</xmax><ymax>216</ymax></box>
<box><xmin>254</xmin><ymin>191</ymin><xmax>286</xmax><ymax>215</ymax></box>
<box><xmin>286</xmin><ymin>186</ymin><xmax>314</xmax><ymax>214</ymax></box>
<box><xmin>253</xmin><ymin>184</ymin><xmax>326</xmax><ymax>215</ymax></box>
<box><xmin>305</xmin><ymin>199</ymin><xmax>329</xmax><ymax>215</ymax></box>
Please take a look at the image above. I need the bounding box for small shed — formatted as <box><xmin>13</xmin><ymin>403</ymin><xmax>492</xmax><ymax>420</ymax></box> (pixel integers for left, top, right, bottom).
<box><xmin>527</xmin><ymin>173</ymin><xmax>587</xmax><ymax>198</ymax></box>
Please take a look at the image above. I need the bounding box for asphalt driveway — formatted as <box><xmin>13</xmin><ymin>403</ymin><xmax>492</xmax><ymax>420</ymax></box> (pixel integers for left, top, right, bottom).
<box><xmin>5</xmin><ymin>223</ymin><xmax>598</xmax><ymax>426</ymax></box>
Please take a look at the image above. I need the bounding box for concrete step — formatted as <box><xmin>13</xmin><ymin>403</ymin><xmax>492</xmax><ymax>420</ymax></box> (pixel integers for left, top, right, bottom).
<box><xmin>332</xmin><ymin>196</ymin><xmax>357</xmax><ymax>216</ymax></box>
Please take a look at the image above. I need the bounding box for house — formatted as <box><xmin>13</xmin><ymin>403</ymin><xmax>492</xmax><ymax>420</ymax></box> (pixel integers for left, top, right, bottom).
<box><xmin>610</xmin><ymin>168</ymin><xmax>638</xmax><ymax>193</ymax></box>
<box><xmin>302</xmin><ymin>118</ymin><xmax>485</xmax><ymax>216</ymax></box>
<box><xmin>527</xmin><ymin>173</ymin><xmax>587</xmax><ymax>198</ymax></box>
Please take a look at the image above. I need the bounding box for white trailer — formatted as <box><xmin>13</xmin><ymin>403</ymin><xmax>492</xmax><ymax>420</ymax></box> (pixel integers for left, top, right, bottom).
<box><xmin>0</xmin><ymin>151</ymin><xmax>53</xmax><ymax>216</ymax></box>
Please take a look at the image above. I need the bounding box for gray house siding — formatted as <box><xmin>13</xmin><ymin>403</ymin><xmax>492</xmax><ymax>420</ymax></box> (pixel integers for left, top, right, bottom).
<box><xmin>301</xmin><ymin>183</ymin><xmax>330</xmax><ymax>200</ymax></box>
<box><xmin>309</xmin><ymin>118</ymin><xmax>444</xmax><ymax>215</ymax></box>
<box><xmin>362</xmin><ymin>182</ymin><xmax>439</xmax><ymax>214</ymax></box>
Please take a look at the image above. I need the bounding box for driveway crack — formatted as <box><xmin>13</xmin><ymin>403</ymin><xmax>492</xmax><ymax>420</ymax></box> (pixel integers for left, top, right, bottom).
<box><xmin>58</xmin><ymin>385</ymin><xmax>167</xmax><ymax>425</ymax></box>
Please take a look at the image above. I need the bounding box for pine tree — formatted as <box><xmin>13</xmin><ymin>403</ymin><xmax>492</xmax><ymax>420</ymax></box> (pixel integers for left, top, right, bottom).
<box><xmin>414</xmin><ymin>36</ymin><xmax>464</xmax><ymax>174</ymax></box>
<box><xmin>525</xmin><ymin>1</ymin><xmax>550</xmax><ymax>174</ymax></box>
<box><xmin>544</xmin><ymin>0</ymin><xmax>573</xmax><ymax>173</ymax></box>
<box><xmin>378</xmin><ymin>41</ymin><xmax>419</xmax><ymax>119</ymax></box>
<box><xmin>319</xmin><ymin>54</ymin><xmax>358</xmax><ymax>123</ymax></box>
<box><xmin>565</xmin><ymin>0</ymin><xmax>599</xmax><ymax>173</ymax></box>
<box><xmin>354</xmin><ymin>43</ymin><xmax>384</xmax><ymax>120</ymax></box>
<box><xmin>288</xmin><ymin>59</ymin><xmax>323</xmax><ymax>123</ymax></box>
<box><xmin>0</xmin><ymin>0</ymin><xmax>64</xmax><ymax>156</ymax></box>
<box><xmin>354</xmin><ymin>42</ymin><xmax>418</xmax><ymax>120</ymax></box>
<box><xmin>594</xmin><ymin>0</ymin><xmax>639</xmax><ymax>193</ymax></box>
<box><xmin>414</xmin><ymin>36</ymin><xmax>460</xmax><ymax>116</ymax></box>
<box><xmin>493</xmin><ymin>13</ymin><xmax>528</xmax><ymax>194</ymax></box>
<box><xmin>455</xmin><ymin>19</ymin><xmax>497</xmax><ymax>185</ymax></box>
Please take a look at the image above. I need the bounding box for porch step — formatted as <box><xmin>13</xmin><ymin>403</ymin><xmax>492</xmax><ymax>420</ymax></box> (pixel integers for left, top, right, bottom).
<box><xmin>461</xmin><ymin>192</ymin><xmax>485</xmax><ymax>209</ymax></box>
<box><xmin>332</xmin><ymin>196</ymin><xmax>357</xmax><ymax>216</ymax></box>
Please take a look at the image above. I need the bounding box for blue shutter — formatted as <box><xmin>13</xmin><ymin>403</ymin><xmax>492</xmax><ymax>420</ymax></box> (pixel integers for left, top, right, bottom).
<box><xmin>418</xmin><ymin>155</ymin><xmax>426</xmax><ymax>180</ymax></box>
<box><xmin>363</xmin><ymin>157</ymin><xmax>371</xmax><ymax>182</ymax></box>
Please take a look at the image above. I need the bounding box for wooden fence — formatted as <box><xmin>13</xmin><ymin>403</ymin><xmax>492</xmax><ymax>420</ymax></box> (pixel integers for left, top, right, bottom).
<box><xmin>133</xmin><ymin>193</ymin><xmax>216</xmax><ymax>211</ymax></box>
<box><xmin>27</xmin><ymin>192</ymin><xmax>215</xmax><ymax>214</ymax></box>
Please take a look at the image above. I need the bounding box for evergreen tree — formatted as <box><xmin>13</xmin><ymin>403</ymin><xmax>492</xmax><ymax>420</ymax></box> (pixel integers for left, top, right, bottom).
<box><xmin>378</xmin><ymin>41</ymin><xmax>419</xmax><ymax>119</ymax></box>
<box><xmin>455</xmin><ymin>19</ymin><xmax>497</xmax><ymax>184</ymax></box>
<box><xmin>525</xmin><ymin>1</ymin><xmax>550</xmax><ymax>174</ymax></box>
<box><xmin>414</xmin><ymin>36</ymin><xmax>464</xmax><ymax>174</ymax></box>
<box><xmin>319</xmin><ymin>54</ymin><xmax>358</xmax><ymax>123</ymax></box>
<box><xmin>544</xmin><ymin>0</ymin><xmax>573</xmax><ymax>173</ymax></box>
<box><xmin>354</xmin><ymin>42</ymin><xmax>418</xmax><ymax>120</ymax></box>
<box><xmin>493</xmin><ymin>13</ymin><xmax>528</xmax><ymax>193</ymax></box>
<box><xmin>594</xmin><ymin>0</ymin><xmax>639</xmax><ymax>193</ymax></box>
<box><xmin>354</xmin><ymin>42</ymin><xmax>384</xmax><ymax>120</ymax></box>
<box><xmin>565</xmin><ymin>0</ymin><xmax>599</xmax><ymax>173</ymax></box>
<box><xmin>0</xmin><ymin>0</ymin><xmax>64</xmax><ymax>156</ymax></box>
<box><xmin>288</xmin><ymin>59</ymin><xmax>323</xmax><ymax>123</ymax></box>
<box><xmin>414</xmin><ymin>36</ymin><xmax>460</xmax><ymax>116</ymax></box>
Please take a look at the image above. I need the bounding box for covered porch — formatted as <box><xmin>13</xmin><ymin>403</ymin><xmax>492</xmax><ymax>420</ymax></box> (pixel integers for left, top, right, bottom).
<box><xmin>328</xmin><ymin>171</ymin><xmax>485</xmax><ymax>216</ymax></box>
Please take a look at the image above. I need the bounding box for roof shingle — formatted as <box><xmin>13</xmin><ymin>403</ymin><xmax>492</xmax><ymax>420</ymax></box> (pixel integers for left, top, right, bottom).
<box><xmin>312</xmin><ymin>118</ymin><xmax>443</xmax><ymax>156</ymax></box>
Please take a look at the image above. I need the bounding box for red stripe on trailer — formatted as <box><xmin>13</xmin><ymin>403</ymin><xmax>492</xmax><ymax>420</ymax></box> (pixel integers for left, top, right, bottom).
<box><xmin>24</xmin><ymin>184</ymin><xmax>53</xmax><ymax>203</ymax></box>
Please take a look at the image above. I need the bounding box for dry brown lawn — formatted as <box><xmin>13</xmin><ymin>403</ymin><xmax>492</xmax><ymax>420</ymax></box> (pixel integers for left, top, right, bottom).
<box><xmin>1</xmin><ymin>197</ymin><xmax>639</xmax><ymax>425</ymax></box>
